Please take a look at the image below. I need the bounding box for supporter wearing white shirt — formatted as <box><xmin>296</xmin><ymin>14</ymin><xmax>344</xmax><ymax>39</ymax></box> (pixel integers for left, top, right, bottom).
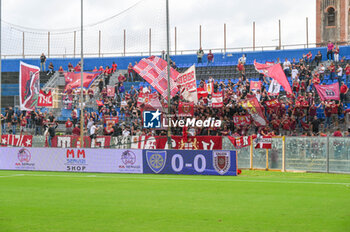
<box><xmin>238</xmin><ymin>54</ymin><xmax>246</xmax><ymax>64</ymax></box>
<box><xmin>207</xmin><ymin>96</ymin><xmax>212</xmax><ymax>107</ymax></box>
<box><xmin>291</xmin><ymin>66</ymin><xmax>299</xmax><ymax>82</ymax></box>
<box><xmin>283</xmin><ymin>58</ymin><xmax>291</xmax><ymax>76</ymax></box>
<box><xmin>122</xmin><ymin>127</ymin><xmax>130</xmax><ymax>137</ymax></box>
<box><xmin>318</xmin><ymin>64</ymin><xmax>326</xmax><ymax>80</ymax></box>
<box><xmin>337</xmin><ymin>65</ymin><xmax>343</xmax><ymax>78</ymax></box>
<box><xmin>255</xmin><ymin>90</ymin><xmax>262</xmax><ymax>102</ymax></box>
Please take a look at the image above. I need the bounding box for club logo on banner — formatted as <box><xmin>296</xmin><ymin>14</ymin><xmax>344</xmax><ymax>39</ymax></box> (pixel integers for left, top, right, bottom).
<box><xmin>38</xmin><ymin>90</ymin><xmax>53</xmax><ymax>107</ymax></box>
<box><xmin>213</xmin><ymin>151</ymin><xmax>231</xmax><ymax>175</ymax></box>
<box><xmin>146</xmin><ymin>151</ymin><xmax>167</xmax><ymax>173</ymax></box>
<box><xmin>19</xmin><ymin>62</ymin><xmax>40</xmax><ymax>111</ymax></box>
<box><xmin>15</xmin><ymin>148</ymin><xmax>35</xmax><ymax>170</ymax></box>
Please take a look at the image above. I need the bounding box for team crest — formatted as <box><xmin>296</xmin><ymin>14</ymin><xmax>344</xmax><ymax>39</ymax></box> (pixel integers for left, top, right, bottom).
<box><xmin>146</xmin><ymin>151</ymin><xmax>167</xmax><ymax>173</ymax></box>
<box><xmin>213</xmin><ymin>151</ymin><xmax>230</xmax><ymax>175</ymax></box>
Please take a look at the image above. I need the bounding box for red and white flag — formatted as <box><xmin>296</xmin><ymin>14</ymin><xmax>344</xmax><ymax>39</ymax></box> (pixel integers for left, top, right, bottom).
<box><xmin>107</xmin><ymin>85</ymin><xmax>115</xmax><ymax>97</ymax></box>
<box><xmin>19</xmin><ymin>62</ymin><xmax>40</xmax><ymax>111</ymax></box>
<box><xmin>254</xmin><ymin>136</ymin><xmax>272</xmax><ymax>149</ymax></box>
<box><xmin>38</xmin><ymin>90</ymin><xmax>53</xmax><ymax>107</ymax></box>
<box><xmin>240</xmin><ymin>96</ymin><xmax>267</xmax><ymax>127</ymax></box>
<box><xmin>250</xmin><ymin>81</ymin><xmax>262</xmax><ymax>92</ymax></box>
<box><xmin>212</xmin><ymin>91</ymin><xmax>223</xmax><ymax>108</ymax></box>
<box><xmin>178</xmin><ymin>102</ymin><xmax>194</xmax><ymax>117</ymax></box>
<box><xmin>268</xmin><ymin>79</ymin><xmax>281</xmax><ymax>96</ymax></box>
<box><xmin>64</xmin><ymin>72</ymin><xmax>100</xmax><ymax>91</ymax></box>
<box><xmin>228</xmin><ymin>136</ymin><xmax>251</xmax><ymax>149</ymax></box>
<box><xmin>177</xmin><ymin>65</ymin><xmax>198</xmax><ymax>103</ymax></box>
<box><xmin>233</xmin><ymin>115</ymin><xmax>251</xmax><ymax>126</ymax></box>
<box><xmin>265</xmin><ymin>99</ymin><xmax>280</xmax><ymax>108</ymax></box>
<box><xmin>197</xmin><ymin>87</ymin><xmax>208</xmax><ymax>99</ymax></box>
<box><xmin>133</xmin><ymin>56</ymin><xmax>179</xmax><ymax>99</ymax></box>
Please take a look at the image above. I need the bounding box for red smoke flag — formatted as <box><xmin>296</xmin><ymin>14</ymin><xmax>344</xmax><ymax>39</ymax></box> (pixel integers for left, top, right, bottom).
<box><xmin>133</xmin><ymin>56</ymin><xmax>179</xmax><ymax>99</ymax></box>
<box><xmin>107</xmin><ymin>85</ymin><xmax>115</xmax><ymax>97</ymax></box>
<box><xmin>38</xmin><ymin>90</ymin><xmax>53</xmax><ymax>107</ymax></box>
<box><xmin>240</xmin><ymin>97</ymin><xmax>267</xmax><ymax>127</ymax></box>
<box><xmin>314</xmin><ymin>83</ymin><xmax>340</xmax><ymax>101</ymax></box>
<box><xmin>65</xmin><ymin>72</ymin><xmax>100</xmax><ymax>91</ymax></box>
<box><xmin>19</xmin><ymin>62</ymin><xmax>40</xmax><ymax>111</ymax></box>
<box><xmin>178</xmin><ymin>102</ymin><xmax>194</xmax><ymax>117</ymax></box>
<box><xmin>212</xmin><ymin>91</ymin><xmax>223</xmax><ymax>108</ymax></box>
<box><xmin>250</xmin><ymin>81</ymin><xmax>262</xmax><ymax>92</ymax></box>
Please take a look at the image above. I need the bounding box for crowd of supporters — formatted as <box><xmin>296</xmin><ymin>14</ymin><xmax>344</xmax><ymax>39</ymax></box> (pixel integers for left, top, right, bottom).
<box><xmin>1</xmin><ymin>43</ymin><xmax>350</xmax><ymax>138</ymax></box>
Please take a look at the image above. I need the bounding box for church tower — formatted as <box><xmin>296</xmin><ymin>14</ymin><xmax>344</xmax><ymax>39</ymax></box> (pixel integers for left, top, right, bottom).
<box><xmin>316</xmin><ymin>0</ymin><xmax>349</xmax><ymax>45</ymax></box>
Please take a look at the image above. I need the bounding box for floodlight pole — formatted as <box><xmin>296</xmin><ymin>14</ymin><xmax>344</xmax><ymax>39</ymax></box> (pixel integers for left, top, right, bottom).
<box><xmin>0</xmin><ymin>0</ymin><xmax>2</xmax><ymax>140</ymax></box>
<box><xmin>80</xmin><ymin>0</ymin><xmax>84</xmax><ymax>147</ymax></box>
<box><xmin>166</xmin><ymin>0</ymin><xmax>172</xmax><ymax>149</ymax></box>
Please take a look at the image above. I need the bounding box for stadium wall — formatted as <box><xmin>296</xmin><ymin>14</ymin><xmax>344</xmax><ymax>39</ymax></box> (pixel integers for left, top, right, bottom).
<box><xmin>2</xmin><ymin>45</ymin><xmax>350</xmax><ymax>72</ymax></box>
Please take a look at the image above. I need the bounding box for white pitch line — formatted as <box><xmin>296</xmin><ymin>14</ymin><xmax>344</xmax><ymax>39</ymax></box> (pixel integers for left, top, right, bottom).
<box><xmin>0</xmin><ymin>173</ymin><xmax>349</xmax><ymax>186</ymax></box>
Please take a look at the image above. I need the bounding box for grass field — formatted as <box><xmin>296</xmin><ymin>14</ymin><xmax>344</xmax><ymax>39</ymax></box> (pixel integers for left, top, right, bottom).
<box><xmin>0</xmin><ymin>170</ymin><xmax>350</xmax><ymax>232</ymax></box>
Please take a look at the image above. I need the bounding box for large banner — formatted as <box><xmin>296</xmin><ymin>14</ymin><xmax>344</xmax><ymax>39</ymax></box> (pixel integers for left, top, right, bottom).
<box><xmin>212</xmin><ymin>91</ymin><xmax>223</xmax><ymax>108</ymax></box>
<box><xmin>133</xmin><ymin>56</ymin><xmax>179</xmax><ymax>99</ymax></box>
<box><xmin>143</xmin><ymin>150</ymin><xmax>237</xmax><ymax>176</ymax></box>
<box><xmin>38</xmin><ymin>90</ymin><xmax>53</xmax><ymax>107</ymax></box>
<box><xmin>131</xmin><ymin>136</ymin><xmax>222</xmax><ymax>150</ymax></box>
<box><xmin>240</xmin><ymin>97</ymin><xmax>267</xmax><ymax>127</ymax></box>
<box><xmin>314</xmin><ymin>83</ymin><xmax>340</xmax><ymax>101</ymax></box>
<box><xmin>47</xmin><ymin>136</ymin><xmax>111</xmax><ymax>148</ymax></box>
<box><xmin>0</xmin><ymin>147</ymin><xmax>143</xmax><ymax>173</ymax></box>
<box><xmin>19</xmin><ymin>62</ymin><xmax>40</xmax><ymax>111</ymax></box>
<box><xmin>177</xmin><ymin>65</ymin><xmax>198</xmax><ymax>103</ymax></box>
<box><xmin>1</xmin><ymin>135</ymin><xmax>33</xmax><ymax>147</ymax></box>
<box><xmin>64</xmin><ymin>72</ymin><xmax>100</xmax><ymax>90</ymax></box>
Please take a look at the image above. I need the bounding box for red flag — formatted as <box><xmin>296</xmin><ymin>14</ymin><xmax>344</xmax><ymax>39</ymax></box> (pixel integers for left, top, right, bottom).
<box><xmin>233</xmin><ymin>115</ymin><xmax>251</xmax><ymax>126</ymax></box>
<box><xmin>240</xmin><ymin>97</ymin><xmax>267</xmax><ymax>127</ymax></box>
<box><xmin>107</xmin><ymin>85</ymin><xmax>115</xmax><ymax>97</ymax></box>
<box><xmin>314</xmin><ymin>83</ymin><xmax>340</xmax><ymax>101</ymax></box>
<box><xmin>254</xmin><ymin>60</ymin><xmax>273</xmax><ymax>76</ymax></box>
<box><xmin>38</xmin><ymin>90</ymin><xmax>53</xmax><ymax>107</ymax></box>
<box><xmin>64</xmin><ymin>72</ymin><xmax>100</xmax><ymax>91</ymax></box>
<box><xmin>178</xmin><ymin>102</ymin><xmax>194</xmax><ymax>117</ymax></box>
<box><xmin>177</xmin><ymin>65</ymin><xmax>198</xmax><ymax>103</ymax></box>
<box><xmin>133</xmin><ymin>56</ymin><xmax>179</xmax><ymax>99</ymax></box>
<box><xmin>19</xmin><ymin>62</ymin><xmax>40</xmax><ymax>111</ymax></box>
<box><xmin>197</xmin><ymin>87</ymin><xmax>208</xmax><ymax>99</ymax></box>
<box><xmin>96</xmin><ymin>100</ymin><xmax>104</xmax><ymax>106</ymax></box>
<box><xmin>266</xmin><ymin>64</ymin><xmax>292</xmax><ymax>94</ymax></box>
<box><xmin>228</xmin><ymin>136</ymin><xmax>251</xmax><ymax>149</ymax></box>
<box><xmin>254</xmin><ymin>136</ymin><xmax>272</xmax><ymax>149</ymax></box>
<box><xmin>212</xmin><ymin>91</ymin><xmax>223</xmax><ymax>108</ymax></box>
<box><xmin>250</xmin><ymin>81</ymin><xmax>262</xmax><ymax>92</ymax></box>
<box><xmin>265</xmin><ymin>99</ymin><xmax>281</xmax><ymax>108</ymax></box>
<box><xmin>103</xmin><ymin>116</ymin><xmax>119</xmax><ymax>127</ymax></box>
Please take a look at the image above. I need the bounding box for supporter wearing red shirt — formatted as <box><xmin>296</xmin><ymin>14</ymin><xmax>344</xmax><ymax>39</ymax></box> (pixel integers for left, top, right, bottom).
<box><xmin>345</xmin><ymin>63</ymin><xmax>350</xmax><ymax>84</ymax></box>
<box><xmin>58</xmin><ymin>66</ymin><xmax>64</xmax><ymax>74</ymax></box>
<box><xmin>112</xmin><ymin>62</ymin><xmax>117</xmax><ymax>73</ymax></box>
<box><xmin>328</xmin><ymin>63</ymin><xmax>336</xmax><ymax>80</ymax></box>
<box><xmin>128</xmin><ymin>63</ymin><xmax>134</xmax><ymax>81</ymax></box>
<box><xmin>292</xmin><ymin>80</ymin><xmax>299</xmax><ymax>96</ymax></box>
<box><xmin>65</xmin><ymin>118</ymin><xmax>73</xmax><ymax>135</ymax></box>
<box><xmin>324</xmin><ymin>101</ymin><xmax>332</xmax><ymax>130</ymax></box>
<box><xmin>92</xmin><ymin>66</ymin><xmax>98</xmax><ymax>72</ymax></box>
<box><xmin>340</xmin><ymin>82</ymin><xmax>348</xmax><ymax>103</ymax></box>
<box><xmin>333</xmin><ymin>129</ymin><xmax>342</xmax><ymax>137</ymax></box>
<box><xmin>72</xmin><ymin>126</ymin><xmax>80</xmax><ymax>136</ymax></box>
<box><xmin>207</xmin><ymin>50</ymin><xmax>214</xmax><ymax>65</ymax></box>
<box><xmin>74</xmin><ymin>62</ymin><xmax>81</xmax><ymax>72</ymax></box>
<box><xmin>236</xmin><ymin>61</ymin><xmax>245</xmax><ymax>75</ymax></box>
<box><xmin>271</xmin><ymin>117</ymin><xmax>281</xmax><ymax>135</ymax></box>
<box><xmin>88</xmin><ymin>88</ymin><xmax>94</xmax><ymax>99</ymax></box>
<box><xmin>20</xmin><ymin>117</ymin><xmax>27</xmax><ymax>134</ymax></box>
<box><xmin>306</xmin><ymin>51</ymin><xmax>312</xmax><ymax>63</ymax></box>
<box><xmin>98</xmin><ymin>66</ymin><xmax>104</xmax><ymax>72</ymax></box>
<box><xmin>281</xmin><ymin>115</ymin><xmax>291</xmax><ymax>135</ymax></box>
<box><xmin>68</xmin><ymin>62</ymin><xmax>74</xmax><ymax>72</ymax></box>
<box><xmin>71</xmin><ymin>108</ymin><xmax>78</xmax><ymax>127</ymax></box>
<box><xmin>118</xmin><ymin>73</ymin><xmax>126</xmax><ymax>83</ymax></box>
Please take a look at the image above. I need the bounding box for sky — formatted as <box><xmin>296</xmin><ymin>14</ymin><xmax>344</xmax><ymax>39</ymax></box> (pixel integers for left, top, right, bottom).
<box><xmin>1</xmin><ymin>0</ymin><xmax>316</xmax><ymax>57</ymax></box>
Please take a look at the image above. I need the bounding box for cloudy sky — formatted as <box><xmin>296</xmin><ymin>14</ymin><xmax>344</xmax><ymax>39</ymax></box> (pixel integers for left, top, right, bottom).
<box><xmin>1</xmin><ymin>0</ymin><xmax>315</xmax><ymax>57</ymax></box>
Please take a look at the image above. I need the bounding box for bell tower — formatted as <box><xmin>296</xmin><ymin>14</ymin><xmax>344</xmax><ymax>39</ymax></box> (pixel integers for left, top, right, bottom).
<box><xmin>316</xmin><ymin>0</ymin><xmax>349</xmax><ymax>45</ymax></box>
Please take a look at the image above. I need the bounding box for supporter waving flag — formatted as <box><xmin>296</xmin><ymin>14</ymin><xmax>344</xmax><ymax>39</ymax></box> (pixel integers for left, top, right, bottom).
<box><xmin>133</xmin><ymin>56</ymin><xmax>179</xmax><ymax>99</ymax></box>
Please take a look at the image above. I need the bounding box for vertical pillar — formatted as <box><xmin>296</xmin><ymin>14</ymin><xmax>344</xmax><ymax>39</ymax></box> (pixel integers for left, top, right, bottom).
<box><xmin>74</xmin><ymin>31</ymin><xmax>76</xmax><ymax>58</ymax></box>
<box><xmin>266</xmin><ymin>149</ymin><xmax>269</xmax><ymax>170</ymax></box>
<box><xmin>48</xmin><ymin>31</ymin><xmax>50</xmax><ymax>57</ymax></box>
<box><xmin>306</xmin><ymin>17</ymin><xmax>309</xmax><ymax>48</ymax></box>
<box><xmin>253</xmin><ymin>21</ymin><xmax>256</xmax><ymax>51</ymax></box>
<box><xmin>250</xmin><ymin>136</ymin><xmax>253</xmax><ymax>169</ymax></box>
<box><xmin>149</xmin><ymin>28</ymin><xmax>151</xmax><ymax>56</ymax></box>
<box><xmin>98</xmin><ymin>30</ymin><xmax>101</xmax><ymax>57</ymax></box>
<box><xmin>22</xmin><ymin>32</ymin><xmax>25</xmax><ymax>58</ymax></box>
<box><xmin>174</xmin><ymin>27</ymin><xmax>177</xmax><ymax>55</ymax></box>
<box><xmin>123</xmin><ymin>29</ymin><xmax>126</xmax><ymax>56</ymax></box>
<box><xmin>199</xmin><ymin>25</ymin><xmax>202</xmax><ymax>48</ymax></box>
<box><xmin>282</xmin><ymin>136</ymin><xmax>286</xmax><ymax>172</ymax></box>
<box><xmin>224</xmin><ymin>23</ymin><xmax>226</xmax><ymax>54</ymax></box>
<box><xmin>278</xmin><ymin>20</ymin><xmax>281</xmax><ymax>50</ymax></box>
<box><xmin>326</xmin><ymin>136</ymin><xmax>330</xmax><ymax>173</ymax></box>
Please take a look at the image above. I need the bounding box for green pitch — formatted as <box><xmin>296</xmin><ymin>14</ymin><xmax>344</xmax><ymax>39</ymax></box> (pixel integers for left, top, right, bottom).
<box><xmin>0</xmin><ymin>170</ymin><xmax>349</xmax><ymax>232</ymax></box>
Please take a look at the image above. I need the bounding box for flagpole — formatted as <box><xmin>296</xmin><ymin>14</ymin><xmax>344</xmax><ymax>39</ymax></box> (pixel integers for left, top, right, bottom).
<box><xmin>80</xmin><ymin>0</ymin><xmax>84</xmax><ymax>147</ymax></box>
<box><xmin>0</xmin><ymin>0</ymin><xmax>2</xmax><ymax>140</ymax></box>
<box><xmin>166</xmin><ymin>0</ymin><xmax>172</xmax><ymax>149</ymax></box>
